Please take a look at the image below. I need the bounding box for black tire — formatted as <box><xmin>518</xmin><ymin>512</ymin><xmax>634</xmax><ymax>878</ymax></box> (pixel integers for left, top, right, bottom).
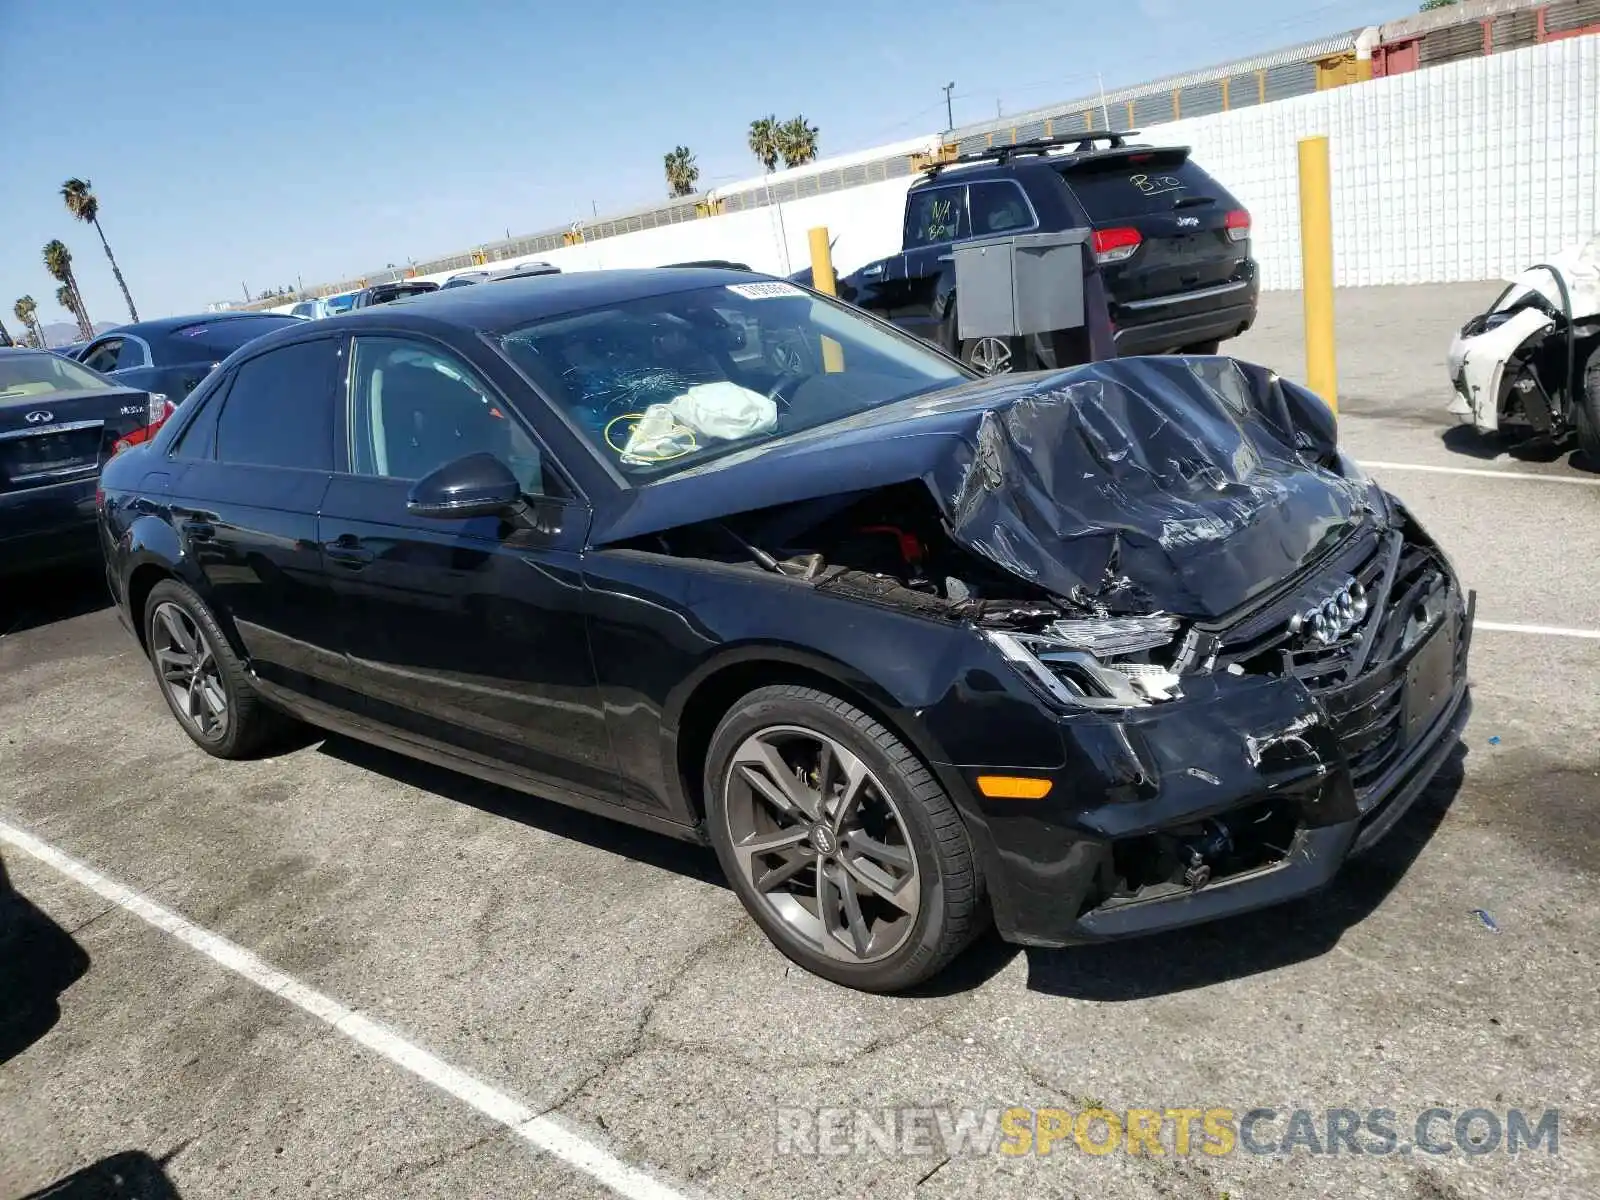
<box><xmin>142</xmin><ymin>579</ymin><xmax>289</xmax><ymax>759</ymax></box>
<box><xmin>704</xmin><ymin>684</ymin><xmax>986</xmax><ymax>992</ymax></box>
<box><xmin>1181</xmin><ymin>339</ymin><xmax>1222</xmax><ymax>355</ymax></box>
<box><xmin>1575</xmin><ymin>345</ymin><xmax>1600</xmax><ymax>467</ymax></box>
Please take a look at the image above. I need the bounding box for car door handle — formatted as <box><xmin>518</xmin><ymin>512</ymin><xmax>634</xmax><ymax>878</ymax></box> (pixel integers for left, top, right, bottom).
<box><xmin>324</xmin><ymin>538</ymin><xmax>374</xmax><ymax>567</ymax></box>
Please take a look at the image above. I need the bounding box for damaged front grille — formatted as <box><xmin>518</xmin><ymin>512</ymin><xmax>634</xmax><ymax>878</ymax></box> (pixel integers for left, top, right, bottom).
<box><xmin>1216</xmin><ymin>529</ymin><xmax>1462</xmax><ymax>800</ymax></box>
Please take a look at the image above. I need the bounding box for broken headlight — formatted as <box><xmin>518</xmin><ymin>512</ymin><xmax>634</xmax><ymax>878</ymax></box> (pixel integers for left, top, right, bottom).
<box><xmin>985</xmin><ymin>616</ymin><xmax>1184</xmax><ymax>710</ymax></box>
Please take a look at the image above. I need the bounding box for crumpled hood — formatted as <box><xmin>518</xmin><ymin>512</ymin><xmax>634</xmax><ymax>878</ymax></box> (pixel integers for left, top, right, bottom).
<box><xmin>591</xmin><ymin>357</ymin><xmax>1371</xmax><ymax>619</ymax></box>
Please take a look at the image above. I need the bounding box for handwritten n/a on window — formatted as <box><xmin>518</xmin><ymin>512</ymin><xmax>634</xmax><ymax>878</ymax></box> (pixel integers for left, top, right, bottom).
<box><xmin>923</xmin><ymin>195</ymin><xmax>958</xmax><ymax>242</ymax></box>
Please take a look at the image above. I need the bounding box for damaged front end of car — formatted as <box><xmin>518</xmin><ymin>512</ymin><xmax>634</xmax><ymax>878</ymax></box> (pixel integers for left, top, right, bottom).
<box><xmin>1447</xmin><ymin>234</ymin><xmax>1600</xmax><ymax>456</ymax></box>
<box><xmin>591</xmin><ymin>356</ymin><xmax>1472</xmax><ymax>947</ymax></box>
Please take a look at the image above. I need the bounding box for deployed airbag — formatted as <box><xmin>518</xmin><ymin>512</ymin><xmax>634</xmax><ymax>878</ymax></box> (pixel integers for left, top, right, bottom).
<box><xmin>624</xmin><ymin>382</ymin><xmax>777</xmax><ymax>462</ymax></box>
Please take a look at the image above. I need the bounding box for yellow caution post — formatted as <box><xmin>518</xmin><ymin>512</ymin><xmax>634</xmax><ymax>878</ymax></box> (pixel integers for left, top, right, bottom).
<box><xmin>808</xmin><ymin>225</ymin><xmax>844</xmax><ymax>373</ymax></box>
<box><xmin>807</xmin><ymin>226</ymin><xmax>836</xmax><ymax>295</ymax></box>
<box><xmin>1298</xmin><ymin>135</ymin><xmax>1337</xmax><ymax>414</ymax></box>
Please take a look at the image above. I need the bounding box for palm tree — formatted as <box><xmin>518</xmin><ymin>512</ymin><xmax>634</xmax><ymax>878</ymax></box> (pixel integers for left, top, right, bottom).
<box><xmin>13</xmin><ymin>296</ymin><xmax>46</xmax><ymax>348</ymax></box>
<box><xmin>777</xmin><ymin>116</ymin><xmax>820</xmax><ymax>168</ymax></box>
<box><xmin>56</xmin><ymin>285</ymin><xmax>85</xmax><ymax>333</ymax></box>
<box><xmin>61</xmin><ymin>177</ymin><xmax>138</xmax><ymax>322</ymax></box>
<box><xmin>663</xmin><ymin>146</ymin><xmax>700</xmax><ymax>197</ymax></box>
<box><xmin>43</xmin><ymin>239</ymin><xmax>93</xmax><ymax>340</ymax></box>
<box><xmin>748</xmin><ymin>116</ymin><xmax>781</xmax><ymax>172</ymax></box>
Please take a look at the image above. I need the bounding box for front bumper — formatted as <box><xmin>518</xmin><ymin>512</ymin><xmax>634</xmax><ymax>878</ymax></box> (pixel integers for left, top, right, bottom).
<box><xmin>965</xmin><ymin>544</ymin><xmax>1472</xmax><ymax>949</ymax></box>
<box><xmin>0</xmin><ymin>477</ymin><xmax>101</xmax><ymax>578</ymax></box>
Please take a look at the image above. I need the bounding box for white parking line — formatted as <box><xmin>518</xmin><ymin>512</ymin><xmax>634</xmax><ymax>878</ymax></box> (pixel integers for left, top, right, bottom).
<box><xmin>0</xmin><ymin>817</ymin><xmax>696</xmax><ymax>1200</ymax></box>
<box><xmin>1476</xmin><ymin>620</ymin><xmax>1600</xmax><ymax>640</ymax></box>
<box><xmin>1364</xmin><ymin>460</ymin><xmax>1600</xmax><ymax>486</ymax></box>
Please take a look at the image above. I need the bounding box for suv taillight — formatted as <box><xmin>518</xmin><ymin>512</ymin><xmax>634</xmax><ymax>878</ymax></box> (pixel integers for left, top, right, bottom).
<box><xmin>1092</xmin><ymin>227</ymin><xmax>1142</xmax><ymax>264</ymax></box>
<box><xmin>1225</xmin><ymin>209</ymin><xmax>1251</xmax><ymax>243</ymax></box>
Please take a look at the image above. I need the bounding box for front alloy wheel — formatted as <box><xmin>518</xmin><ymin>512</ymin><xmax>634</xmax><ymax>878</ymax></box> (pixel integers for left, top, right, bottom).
<box><xmin>705</xmin><ymin>684</ymin><xmax>985</xmax><ymax>992</ymax></box>
<box><xmin>724</xmin><ymin>725</ymin><xmax>920</xmax><ymax>963</ymax></box>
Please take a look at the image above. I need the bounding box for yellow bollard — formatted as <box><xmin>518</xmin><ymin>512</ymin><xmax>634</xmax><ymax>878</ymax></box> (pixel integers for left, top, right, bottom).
<box><xmin>808</xmin><ymin>225</ymin><xmax>844</xmax><ymax>373</ymax></box>
<box><xmin>807</xmin><ymin>226</ymin><xmax>836</xmax><ymax>295</ymax></box>
<box><xmin>1298</xmin><ymin>135</ymin><xmax>1337</xmax><ymax>414</ymax></box>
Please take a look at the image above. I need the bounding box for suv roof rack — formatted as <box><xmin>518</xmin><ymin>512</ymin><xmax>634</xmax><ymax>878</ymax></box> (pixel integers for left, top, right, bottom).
<box><xmin>922</xmin><ymin>130</ymin><xmax>1142</xmax><ymax>177</ymax></box>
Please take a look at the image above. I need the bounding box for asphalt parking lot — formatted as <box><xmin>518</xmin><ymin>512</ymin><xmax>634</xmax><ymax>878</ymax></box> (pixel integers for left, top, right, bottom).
<box><xmin>3</xmin><ymin>282</ymin><xmax>1597</xmax><ymax>1200</ymax></box>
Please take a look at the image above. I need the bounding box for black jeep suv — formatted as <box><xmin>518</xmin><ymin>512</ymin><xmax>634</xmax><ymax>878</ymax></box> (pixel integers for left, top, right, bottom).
<box><xmin>801</xmin><ymin>132</ymin><xmax>1259</xmax><ymax>372</ymax></box>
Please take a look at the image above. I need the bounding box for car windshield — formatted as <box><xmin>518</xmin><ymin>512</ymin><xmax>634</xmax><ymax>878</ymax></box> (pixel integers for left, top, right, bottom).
<box><xmin>497</xmin><ymin>281</ymin><xmax>969</xmax><ymax>480</ymax></box>
<box><xmin>325</xmin><ymin>294</ymin><xmax>356</xmax><ymax>314</ymax></box>
<box><xmin>0</xmin><ymin>350</ymin><xmax>115</xmax><ymax>398</ymax></box>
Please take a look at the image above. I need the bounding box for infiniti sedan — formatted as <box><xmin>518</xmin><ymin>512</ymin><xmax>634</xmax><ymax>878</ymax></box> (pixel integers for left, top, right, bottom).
<box><xmin>96</xmin><ymin>269</ymin><xmax>1472</xmax><ymax>992</ymax></box>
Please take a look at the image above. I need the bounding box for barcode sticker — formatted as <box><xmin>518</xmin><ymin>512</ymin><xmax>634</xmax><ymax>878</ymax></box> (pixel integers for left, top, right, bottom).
<box><xmin>725</xmin><ymin>281</ymin><xmax>804</xmax><ymax>300</ymax></box>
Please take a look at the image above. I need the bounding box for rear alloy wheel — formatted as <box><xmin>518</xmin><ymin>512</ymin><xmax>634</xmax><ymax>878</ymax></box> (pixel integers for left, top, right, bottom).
<box><xmin>962</xmin><ymin>336</ymin><xmax>1015</xmax><ymax>376</ymax></box>
<box><xmin>151</xmin><ymin>601</ymin><xmax>230</xmax><ymax>742</ymax></box>
<box><xmin>143</xmin><ymin>579</ymin><xmax>288</xmax><ymax>759</ymax></box>
<box><xmin>705</xmin><ymin>684</ymin><xmax>984</xmax><ymax>992</ymax></box>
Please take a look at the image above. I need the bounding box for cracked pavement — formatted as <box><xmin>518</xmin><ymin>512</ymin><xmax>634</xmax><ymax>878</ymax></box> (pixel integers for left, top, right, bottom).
<box><xmin>2</xmin><ymin>284</ymin><xmax>1598</xmax><ymax>1198</ymax></box>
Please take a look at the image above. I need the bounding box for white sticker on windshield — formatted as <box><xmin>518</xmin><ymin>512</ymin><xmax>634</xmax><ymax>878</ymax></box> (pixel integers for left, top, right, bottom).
<box><xmin>725</xmin><ymin>281</ymin><xmax>804</xmax><ymax>300</ymax></box>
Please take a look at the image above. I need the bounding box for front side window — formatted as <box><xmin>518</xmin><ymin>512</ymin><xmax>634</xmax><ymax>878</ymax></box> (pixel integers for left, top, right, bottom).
<box><xmin>346</xmin><ymin>336</ymin><xmax>557</xmax><ymax>496</ymax></box>
<box><xmin>0</xmin><ymin>350</ymin><xmax>116</xmax><ymax>398</ymax></box>
<box><xmin>904</xmin><ymin>186</ymin><xmax>968</xmax><ymax>248</ymax></box>
<box><xmin>213</xmin><ymin>339</ymin><xmax>338</xmax><ymax>470</ymax></box>
<box><xmin>497</xmin><ymin>281</ymin><xmax>968</xmax><ymax>480</ymax></box>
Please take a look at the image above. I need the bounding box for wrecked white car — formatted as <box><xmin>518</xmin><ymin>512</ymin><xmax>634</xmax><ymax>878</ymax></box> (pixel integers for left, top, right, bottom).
<box><xmin>1447</xmin><ymin>234</ymin><xmax>1600</xmax><ymax>459</ymax></box>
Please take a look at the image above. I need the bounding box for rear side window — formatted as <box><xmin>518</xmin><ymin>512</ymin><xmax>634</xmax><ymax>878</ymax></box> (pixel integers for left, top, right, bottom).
<box><xmin>214</xmin><ymin>339</ymin><xmax>339</xmax><ymax>470</ymax></box>
<box><xmin>1059</xmin><ymin>155</ymin><xmax>1229</xmax><ymax>219</ymax></box>
<box><xmin>115</xmin><ymin>338</ymin><xmax>149</xmax><ymax>370</ymax></box>
<box><xmin>968</xmin><ymin>181</ymin><xmax>1036</xmax><ymax>236</ymax></box>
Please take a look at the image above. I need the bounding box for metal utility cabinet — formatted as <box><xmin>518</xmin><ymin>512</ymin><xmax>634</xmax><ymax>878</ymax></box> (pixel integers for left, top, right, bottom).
<box><xmin>954</xmin><ymin>229</ymin><xmax>1091</xmax><ymax>341</ymax></box>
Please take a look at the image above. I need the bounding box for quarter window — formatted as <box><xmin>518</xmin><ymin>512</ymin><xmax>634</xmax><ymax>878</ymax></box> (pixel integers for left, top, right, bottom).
<box><xmin>213</xmin><ymin>339</ymin><xmax>339</xmax><ymax>470</ymax></box>
<box><xmin>346</xmin><ymin>336</ymin><xmax>559</xmax><ymax>496</ymax></box>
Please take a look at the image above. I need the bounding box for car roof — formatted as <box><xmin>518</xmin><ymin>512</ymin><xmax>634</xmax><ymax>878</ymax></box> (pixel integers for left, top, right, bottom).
<box><xmin>85</xmin><ymin>311</ymin><xmax>302</xmax><ymax>339</ymax></box>
<box><xmin>316</xmin><ymin>267</ymin><xmax>769</xmax><ymax>335</ymax></box>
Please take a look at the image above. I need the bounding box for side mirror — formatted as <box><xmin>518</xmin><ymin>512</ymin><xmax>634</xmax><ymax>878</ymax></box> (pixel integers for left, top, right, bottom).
<box><xmin>407</xmin><ymin>452</ymin><xmax>522</xmax><ymax>520</ymax></box>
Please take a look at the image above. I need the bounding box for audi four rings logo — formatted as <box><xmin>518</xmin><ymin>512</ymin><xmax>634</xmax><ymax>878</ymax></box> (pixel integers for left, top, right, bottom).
<box><xmin>1288</xmin><ymin>578</ymin><xmax>1368</xmax><ymax>645</ymax></box>
<box><xmin>24</xmin><ymin>410</ymin><xmax>55</xmax><ymax>423</ymax></box>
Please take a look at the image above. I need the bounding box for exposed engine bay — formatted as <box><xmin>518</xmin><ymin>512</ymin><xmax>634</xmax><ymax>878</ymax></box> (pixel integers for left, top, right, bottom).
<box><xmin>1447</xmin><ymin>233</ymin><xmax>1600</xmax><ymax>460</ymax></box>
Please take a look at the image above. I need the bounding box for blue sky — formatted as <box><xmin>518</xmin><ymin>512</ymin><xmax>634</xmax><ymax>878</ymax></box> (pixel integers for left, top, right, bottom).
<box><xmin>0</xmin><ymin>0</ymin><xmax>1409</xmax><ymax>325</ymax></box>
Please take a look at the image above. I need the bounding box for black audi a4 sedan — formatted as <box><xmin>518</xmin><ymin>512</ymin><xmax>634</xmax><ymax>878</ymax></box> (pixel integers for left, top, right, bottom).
<box><xmin>96</xmin><ymin>268</ymin><xmax>1472</xmax><ymax>992</ymax></box>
